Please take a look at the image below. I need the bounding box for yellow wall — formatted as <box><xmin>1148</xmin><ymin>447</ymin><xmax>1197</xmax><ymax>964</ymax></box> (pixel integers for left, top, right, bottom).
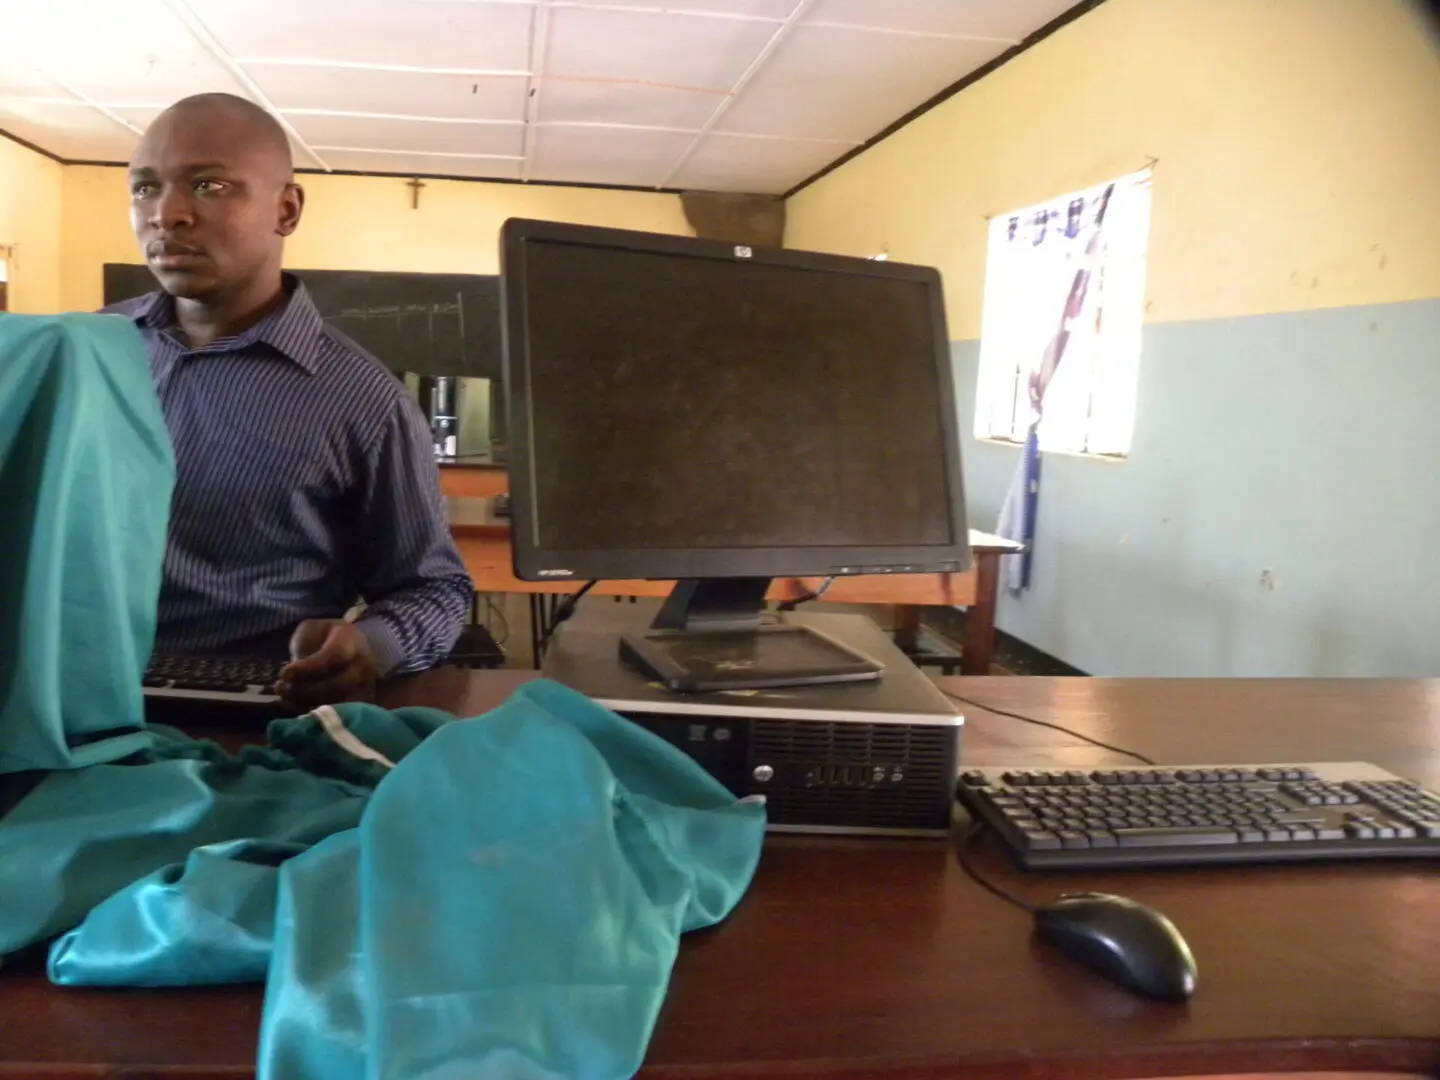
<box><xmin>60</xmin><ymin>166</ymin><xmax>691</xmax><ymax>311</ymax></box>
<box><xmin>786</xmin><ymin>0</ymin><xmax>1440</xmax><ymax>338</ymax></box>
<box><xmin>0</xmin><ymin>136</ymin><xmax>63</xmax><ymax>313</ymax></box>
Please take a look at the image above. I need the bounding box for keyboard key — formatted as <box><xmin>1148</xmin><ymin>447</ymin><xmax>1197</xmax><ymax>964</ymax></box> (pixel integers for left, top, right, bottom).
<box><xmin>1057</xmin><ymin>831</ymin><xmax>1090</xmax><ymax>849</ymax></box>
<box><xmin>961</xmin><ymin>771</ymin><xmax>989</xmax><ymax>787</ymax></box>
<box><xmin>1021</xmin><ymin>831</ymin><xmax>1061</xmax><ymax>850</ymax></box>
<box><xmin>1238</xmin><ymin>828</ymin><xmax>1265</xmax><ymax>843</ymax></box>
<box><xmin>1316</xmin><ymin>827</ymin><xmax>1346</xmax><ymax>841</ymax></box>
<box><xmin>1086</xmin><ymin>831</ymin><xmax>1118</xmax><ymax>848</ymax></box>
<box><xmin>1114</xmin><ymin>827</ymin><xmax>1239</xmax><ymax>847</ymax></box>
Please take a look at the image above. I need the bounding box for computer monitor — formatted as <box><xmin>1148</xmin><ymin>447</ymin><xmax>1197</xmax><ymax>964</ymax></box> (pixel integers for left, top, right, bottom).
<box><xmin>500</xmin><ymin>218</ymin><xmax>970</xmax><ymax>691</ymax></box>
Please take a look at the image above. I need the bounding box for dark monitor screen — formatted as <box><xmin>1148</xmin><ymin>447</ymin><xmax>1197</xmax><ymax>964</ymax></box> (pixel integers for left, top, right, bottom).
<box><xmin>502</xmin><ymin>220</ymin><xmax>969</xmax><ymax>583</ymax></box>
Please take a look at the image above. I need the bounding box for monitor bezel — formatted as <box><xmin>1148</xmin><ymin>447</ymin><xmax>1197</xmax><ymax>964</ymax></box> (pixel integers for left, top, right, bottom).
<box><xmin>499</xmin><ymin>217</ymin><xmax>972</xmax><ymax>584</ymax></box>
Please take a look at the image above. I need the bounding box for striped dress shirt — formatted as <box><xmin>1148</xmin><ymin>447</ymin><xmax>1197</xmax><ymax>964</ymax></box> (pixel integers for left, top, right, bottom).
<box><xmin>105</xmin><ymin>275</ymin><xmax>474</xmax><ymax>676</ymax></box>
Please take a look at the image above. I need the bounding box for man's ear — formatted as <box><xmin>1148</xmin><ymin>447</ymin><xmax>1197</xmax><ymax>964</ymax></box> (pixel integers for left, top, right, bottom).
<box><xmin>277</xmin><ymin>182</ymin><xmax>305</xmax><ymax>237</ymax></box>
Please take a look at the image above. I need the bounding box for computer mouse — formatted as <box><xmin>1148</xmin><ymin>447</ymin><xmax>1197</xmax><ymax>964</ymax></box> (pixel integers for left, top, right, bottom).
<box><xmin>1033</xmin><ymin>892</ymin><xmax>1197</xmax><ymax>1002</ymax></box>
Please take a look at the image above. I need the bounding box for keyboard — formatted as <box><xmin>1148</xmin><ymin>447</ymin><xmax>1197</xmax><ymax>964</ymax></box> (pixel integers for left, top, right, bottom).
<box><xmin>957</xmin><ymin>763</ymin><xmax>1440</xmax><ymax>869</ymax></box>
<box><xmin>143</xmin><ymin>653</ymin><xmax>284</xmax><ymax>705</ymax></box>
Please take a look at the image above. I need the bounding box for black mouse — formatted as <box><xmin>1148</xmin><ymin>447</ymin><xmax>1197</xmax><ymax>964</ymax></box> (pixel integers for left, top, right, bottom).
<box><xmin>1033</xmin><ymin>892</ymin><xmax>1197</xmax><ymax>1002</ymax></box>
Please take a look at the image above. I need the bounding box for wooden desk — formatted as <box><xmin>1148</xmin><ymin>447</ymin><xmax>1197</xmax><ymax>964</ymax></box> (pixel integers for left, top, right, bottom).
<box><xmin>445</xmin><ymin>496</ymin><xmax>1023</xmax><ymax>674</ymax></box>
<box><xmin>3</xmin><ymin>676</ymin><xmax>1438</xmax><ymax>1079</ymax></box>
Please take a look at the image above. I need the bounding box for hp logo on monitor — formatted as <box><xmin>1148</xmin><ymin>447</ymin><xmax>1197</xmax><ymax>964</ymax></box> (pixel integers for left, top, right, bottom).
<box><xmin>734</xmin><ymin>246</ymin><xmax>753</xmax><ymax>259</ymax></box>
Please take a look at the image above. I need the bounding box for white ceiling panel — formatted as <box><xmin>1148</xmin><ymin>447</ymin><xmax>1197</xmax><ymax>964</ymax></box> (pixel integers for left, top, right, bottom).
<box><xmin>553</xmin><ymin>0</ymin><xmax>794</xmax><ymax>15</ymax></box>
<box><xmin>251</xmin><ymin>67</ymin><xmax>527</xmax><ymax>122</ymax></box>
<box><xmin>4</xmin><ymin>0</ymin><xmax>247</xmax><ymax>106</ymax></box>
<box><xmin>530</xmin><ymin>125</ymin><xmax>694</xmax><ymax>187</ymax></box>
<box><xmin>674</xmin><ymin>133</ymin><xmax>848</xmax><ymax>194</ymax></box>
<box><xmin>0</xmin><ymin>100</ymin><xmax>140</xmax><ymax>162</ymax></box>
<box><xmin>0</xmin><ymin>0</ymin><xmax>1093</xmax><ymax>192</ymax></box>
<box><xmin>316</xmin><ymin>149</ymin><xmax>523</xmax><ymax>180</ymax></box>
<box><xmin>538</xmin><ymin>78</ymin><xmax>722</xmax><ymax>130</ymax></box>
<box><xmin>287</xmin><ymin>113</ymin><xmax>523</xmax><ymax>157</ymax></box>
<box><xmin>0</xmin><ymin>66</ymin><xmax>66</xmax><ymax>100</ymax></box>
<box><xmin>545</xmin><ymin>7</ymin><xmax>778</xmax><ymax>91</ymax></box>
<box><xmin>190</xmin><ymin>0</ymin><xmax>534</xmax><ymax>71</ymax></box>
<box><xmin>717</xmin><ymin>23</ymin><xmax>1007</xmax><ymax>142</ymax></box>
<box><xmin>807</xmin><ymin>0</ymin><xmax>1077</xmax><ymax>40</ymax></box>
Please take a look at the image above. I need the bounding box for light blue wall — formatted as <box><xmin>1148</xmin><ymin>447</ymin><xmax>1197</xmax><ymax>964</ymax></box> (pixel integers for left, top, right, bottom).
<box><xmin>953</xmin><ymin>298</ymin><xmax>1440</xmax><ymax>676</ymax></box>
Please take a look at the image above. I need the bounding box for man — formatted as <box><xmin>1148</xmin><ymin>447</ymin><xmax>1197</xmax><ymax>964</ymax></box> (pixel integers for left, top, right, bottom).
<box><xmin>106</xmin><ymin>92</ymin><xmax>473</xmax><ymax>709</ymax></box>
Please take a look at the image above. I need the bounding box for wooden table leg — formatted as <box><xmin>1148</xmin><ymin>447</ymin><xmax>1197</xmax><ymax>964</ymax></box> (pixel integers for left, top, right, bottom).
<box><xmin>961</xmin><ymin>551</ymin><xmax>1001</xmax><ymax>675</ymax></box>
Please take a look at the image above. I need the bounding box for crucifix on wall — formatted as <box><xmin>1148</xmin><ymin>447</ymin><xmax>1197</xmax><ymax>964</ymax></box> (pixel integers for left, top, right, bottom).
<box><xmin>406</xmin><ymin>177</ymin><xmax>426</xmax><ymax>210</ymax></box>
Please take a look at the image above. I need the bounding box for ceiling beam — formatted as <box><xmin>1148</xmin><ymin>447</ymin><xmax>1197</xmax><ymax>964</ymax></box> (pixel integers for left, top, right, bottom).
<box><xmin>520</xmin><ymin>0</ymin><xmax>554</xmax><ymax>182</ymax></box>
<box><xmin>237</xmin><ymin>58</ymin><xmax>530</xmax><ymax>78</ymax></box>
<box><xmin>657</xmin><ymin>0</ymin><xmax>815</xmax><ymax>190</ymax></box>
<box><xmin>158</xmin><ymin>0</ymin><xmax>331</xmax><ymax>171</ymax></box>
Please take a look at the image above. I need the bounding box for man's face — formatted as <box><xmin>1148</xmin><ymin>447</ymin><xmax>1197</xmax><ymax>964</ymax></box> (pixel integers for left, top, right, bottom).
<box><xmin>128</xmin><ymin>107</ymin><xmax>302</xmax><ymax>301</ymax></box>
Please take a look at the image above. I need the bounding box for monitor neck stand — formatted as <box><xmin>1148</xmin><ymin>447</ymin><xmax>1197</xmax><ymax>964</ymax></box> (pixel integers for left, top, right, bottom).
<box><xmin>618</xmin><ymin>577</ymin><xmax>884</xmax><ymax>693</ymax></box>
<box><xmin>651</xmin><ymin>577</ymin><xmax>771</xmax><ymax>633</ymax></box>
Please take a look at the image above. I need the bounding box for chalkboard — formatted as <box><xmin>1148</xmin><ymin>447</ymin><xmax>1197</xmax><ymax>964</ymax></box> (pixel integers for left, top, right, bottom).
<box><xmin>102</xmin><ymin>264</ymin><xmax>502</xmax><ymax>379</ymax></box>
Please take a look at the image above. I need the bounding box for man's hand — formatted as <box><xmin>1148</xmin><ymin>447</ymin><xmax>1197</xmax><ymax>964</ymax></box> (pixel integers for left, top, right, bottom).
<box><xmin>277</xmin><ymin>619</ymin><xmax>379</xmax><ymax>710</ymax></box>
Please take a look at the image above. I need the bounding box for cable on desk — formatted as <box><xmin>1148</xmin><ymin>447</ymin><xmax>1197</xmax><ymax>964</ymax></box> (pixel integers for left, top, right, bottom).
<box><xmin>956</xmin><ymin>820</ymin><xmax>1036</xmax><ymax>913</ymax></box>
<box><xmin>937</xmin><ymin>687</ymin><xmax>1157</xmax><ymax>767</ymax></box>
<box><xmin>537</xmin><ymin>581</ymin><xmax>596</xmax><ymax>653</ymax></box>
<box><xmin>776</xmin><ymin>576</ymin><xmax>835</xmax><ymax>612</ymax></box>
<box><xmin>484</xmin><ymin>595</ymin><xmax>510</xmax><ymax>646</ymax></box>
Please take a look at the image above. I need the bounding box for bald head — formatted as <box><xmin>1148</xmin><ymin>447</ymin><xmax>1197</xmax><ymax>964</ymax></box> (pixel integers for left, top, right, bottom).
<box><xmin>146</xmin><ymin>93</ymin><xmax>294</xmax><ymax>180</ymax></box>
<box><xmin>128</xmin><ymin>93</ymin><xmax>304</xmax><ymax>307</ymax></box>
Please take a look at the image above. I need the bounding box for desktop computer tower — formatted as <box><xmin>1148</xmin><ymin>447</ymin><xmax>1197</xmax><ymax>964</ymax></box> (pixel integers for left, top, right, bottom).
<box><xmin>545</xmin><ymin>607</ymin><xmax>963</xmax><ymax>836</ymax></box>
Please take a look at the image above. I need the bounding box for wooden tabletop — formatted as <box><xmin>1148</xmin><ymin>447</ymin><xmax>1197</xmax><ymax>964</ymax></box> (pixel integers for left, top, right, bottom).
<box><xmin>3</xmin><ymin>676</ymin><xmax>1439</xmax><ymax>1079</ymax></box>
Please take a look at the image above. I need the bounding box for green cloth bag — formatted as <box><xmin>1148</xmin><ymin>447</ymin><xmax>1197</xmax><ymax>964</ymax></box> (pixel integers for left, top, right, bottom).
<box><xmin>260</xmin><ymin>683</ymin><xmax>767</xmax><ymax>1080</ymax></box>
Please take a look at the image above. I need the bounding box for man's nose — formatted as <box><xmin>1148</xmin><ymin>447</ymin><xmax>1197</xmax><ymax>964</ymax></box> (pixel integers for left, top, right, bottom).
<box><xmin>151</xmin><ymin>185</ymin><xmax>196</xmax><ymax>231</ymax></box>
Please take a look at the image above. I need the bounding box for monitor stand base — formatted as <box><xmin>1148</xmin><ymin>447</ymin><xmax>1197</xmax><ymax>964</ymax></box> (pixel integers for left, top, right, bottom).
<box><xmin>619</xmin><ymin>578</ymin><xmax>883</xmax><ymax>694</ymax></box>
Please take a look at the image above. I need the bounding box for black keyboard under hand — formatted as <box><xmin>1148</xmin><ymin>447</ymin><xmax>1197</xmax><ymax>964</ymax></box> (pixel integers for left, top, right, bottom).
<box><xmin>143</xmin><ymin>653</ymin><xmax>285</xmax><ymax>704</ymax></box>
<box><xmin>957</xmin><ymin>763</ymin><xmax>1440</xmax><ymax>869</ymax></box>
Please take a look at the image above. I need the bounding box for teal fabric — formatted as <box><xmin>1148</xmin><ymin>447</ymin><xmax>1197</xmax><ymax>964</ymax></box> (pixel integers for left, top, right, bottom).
<box><xmin>0</xmin><ymin>313</ymin><xmax>767</xmax><ymax>1078</ymax></box>
<box><xmin>0</xmin><ymin>314</ymin><xmax>172</xmax><ymax>773</ymax></box>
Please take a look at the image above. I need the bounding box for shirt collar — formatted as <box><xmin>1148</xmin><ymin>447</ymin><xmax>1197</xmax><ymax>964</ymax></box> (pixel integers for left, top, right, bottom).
<box><xmin>131</xmin><ymin>272</ymin><xmax>325</xmax><ymax>375</ymax></box>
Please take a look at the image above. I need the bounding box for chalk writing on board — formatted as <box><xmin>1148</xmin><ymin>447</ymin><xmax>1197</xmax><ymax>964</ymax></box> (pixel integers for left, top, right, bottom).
<box><xmin>337</xmin><ymin>302</ymin><xmax>462</xmax><ymax>318</ymax></box>
<box><xmin>328</xmin><ymin>291</ymin><xmax>468</xmax><ymax>371</ymax></box>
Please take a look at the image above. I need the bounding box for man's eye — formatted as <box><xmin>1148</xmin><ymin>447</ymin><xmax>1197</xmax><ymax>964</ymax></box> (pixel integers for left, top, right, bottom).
<box><xmin>195</xmin><ymin>179</ymin><xmax>227</xmax><ymax>193</ymax></box>
<box><xmin>131</xmin><ymin>182</ymin><xmax>157</xmax><ymax>198</ymax></box>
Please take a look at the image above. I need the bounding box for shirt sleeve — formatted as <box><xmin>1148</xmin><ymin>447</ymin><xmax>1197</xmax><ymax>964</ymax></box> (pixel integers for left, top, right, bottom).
<box><xmin>351</xmin><ymin>394</ymin><xmax>475</xmax><ymax>677</ymax></box>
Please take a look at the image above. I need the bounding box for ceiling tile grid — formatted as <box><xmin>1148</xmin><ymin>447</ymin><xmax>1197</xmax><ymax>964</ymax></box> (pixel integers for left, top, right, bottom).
<box><xmin>0</xmin><ymin>0</ymin><xmax>1085</xmax><ymax>194</ymax></box>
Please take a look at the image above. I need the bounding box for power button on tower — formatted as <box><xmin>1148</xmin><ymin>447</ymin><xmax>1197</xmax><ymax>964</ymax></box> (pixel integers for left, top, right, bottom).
<box><xmin>753</xmin><ymin>765</ymin><xmax>775</xmax><ymax>783</ymax></box>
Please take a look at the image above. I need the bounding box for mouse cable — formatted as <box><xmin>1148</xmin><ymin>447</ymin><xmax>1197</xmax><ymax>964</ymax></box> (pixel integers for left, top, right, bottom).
<box><xmin>536</xmin><ymin>581</ymin><xmax>597</xmax><ymax>653</ymax></box>
<box><xmin>936</xmin><ymin>687</ymin><xmax>1156</xmax><ymax>767</ymax></box>
<box><xmin>956</xmin><ymin>820</ymin><xmax>1036</xmax><ymax>913</ymax></box>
